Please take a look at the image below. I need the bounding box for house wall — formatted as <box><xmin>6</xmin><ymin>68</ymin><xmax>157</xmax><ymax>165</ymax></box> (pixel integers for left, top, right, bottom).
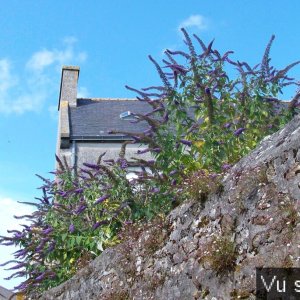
<box><xmin>75</xmin><ymin>142</ymin><xmax>151</xmax><ymax>167</ymax></box>
<box><xmin>56</xmin><ymin>142</ymin><xmax>152</xmax><ymax>171</ymax></box>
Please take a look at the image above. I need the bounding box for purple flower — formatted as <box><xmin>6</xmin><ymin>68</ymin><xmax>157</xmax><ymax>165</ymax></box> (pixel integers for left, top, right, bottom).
<box><xmin>152</xmin><ymin>148</ymin><xmax>161</xmax><ymax>153</ymax></box>
<box><xmin>83</xmin><ymin>162</ymin><xmax>100</xmax><ymax>170</ymax></box>
<box><xmin>58</xmin><ymin>191</ymin><xmax>68</xmax><ymax>197</ymax></box>
<box><xmin>0</xmin><ymin>260</ymin><xmax>21</xmax><ymax>267</ymax></box>
<box><xmin>42</xmin><ymin>227</ymin><xmax>53</xmax><ymax>235</ymax></box>
<box><xmin>205</xmin><ymin>87</ymin><xmax>211</xmax><ymax>95</ymax></box>
<box><xmin>222</xmin><ymin>164</ymin><xmax>232</xmax><ymax>171</ymax></box>
<box><xmin>209</xmin><ymin>173</ymin><xmax>218</xmax><ymax>179</ymax></box>
<box><xmin>147</xmin><ymin>160</ymin><xmax>155</xmax><ymax>165</ymax></box>
<box><xmin>5</xmin><ymin>262</ymin><xmax>26</xmax><ymax>270</ymax></box>
<box><xmin>224</xmin><ymin>122</ymin><xmax>232</xmax><ymax>129</ymax></box>
<box><xmin>69</xmin><ymin>223</ymin><xmax>75</xmax><ymax>233</ymax></box>
<box><xmin>137</xmin><ymin>148</ymin><xmax>151</xmax><ymax>154</ymax></box>
<box><xmin>117</xmin><ymin>158</ymin><xmax>128</xmax><ymax>169</ymax></box>
<box><xmin>151</xmin><ymin>187</ymin><xmax>160</xmax><ymax>193</ymax></box>
<box><xmin>36</xmin><ymin>241</ymin><xmax>46</xmax><ymax>252</ymax></box>
<box><xmin>92</xmin><ymin>221</ymin><xmax>107</xmax><ymax>230</ymax></box>
<box><xmin>94</xmin><ymin>194</ymin><xmax>110</xmax><ymax>205</ymax></box>
<box><xmin>47</xmin><ymin>241</ymin><xmax>56</xmax><ymax>253</ymax></box>
<box><xmin>75</xmin><ymin>205</ymin><xmax>87</xmax><ymax>215</ymax></box>
<box><xmin>180</xmin><ymin>139</ymin><xmax>192</xmax><ymax>146</ymax></box>
<box><xmin>13</xmin><ymin>232</ymin><xmax>24</xmax><ymax>239</ymax></box>
<box><xmin>74</xmin><ymin>188</ymin><xmax>84</xmax><ymax>194</ymax></box>
<box><xmin>1</xmin><ymin>241</ymin><xmax>14</xmax><ymax>246</ymax></box>
<box><xmin>164</xmin><ymin>64</ymin><xmax>188</xmax><ymax>75</ymax></box>
<box><xmin>234</xmin><ymin>128</ymin><xmax>245</xmax><ymax>136</ymax></box>
<box><xmin>169</xmin><ymin>170</ymin><xmax>177</xmax><ymax>176</ymax></box>
<box><xmin>35</xmin><ymin>272</ymin><xmax>46</xmax><ymax>281</ymax></box>
<box><xmin>132</xmin><ymin>136</ymin><xmax>141</xmax><ymax>142</ymax></box>
<box><xmin>14</xmin><ymin>249</ymin><xmax>28</xmax><ymax>259</ymax></box>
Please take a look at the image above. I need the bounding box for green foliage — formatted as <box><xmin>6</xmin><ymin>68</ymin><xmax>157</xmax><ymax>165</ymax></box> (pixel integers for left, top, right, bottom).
<box><xmin>125</xmin><ymin>31</ymin><xmax>298</xmax><ymax>176</ymax></box>
<box><xmin>0</xmin><ymin>158</ymin><xmax>133</xmax><ymax>296</ymax></box>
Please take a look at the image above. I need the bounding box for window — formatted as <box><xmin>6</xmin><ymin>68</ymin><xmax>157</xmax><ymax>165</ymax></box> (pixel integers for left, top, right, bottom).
<box><xmin>119</xmin><ymin>111</ymin><xmax>139</xmax><ymax>121</ymax></box>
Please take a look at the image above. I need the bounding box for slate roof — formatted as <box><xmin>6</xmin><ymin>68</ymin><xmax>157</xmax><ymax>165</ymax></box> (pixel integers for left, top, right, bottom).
<box><xmin>69</xmin><ymin>99</ymin><xmax>151</xmax><ymax>141</ymax></box>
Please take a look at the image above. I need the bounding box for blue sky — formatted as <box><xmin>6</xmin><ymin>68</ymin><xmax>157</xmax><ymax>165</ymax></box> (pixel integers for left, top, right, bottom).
<box><xmin>1</xmin><ymin>0</ymin><xmax>300</xmax><ymax>289</ymax></box>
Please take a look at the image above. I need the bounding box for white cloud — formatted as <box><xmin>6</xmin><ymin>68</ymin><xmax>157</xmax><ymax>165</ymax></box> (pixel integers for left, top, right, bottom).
<box><xmin>0</xmin><ymin>37</ymin><xmax>87</xmax><ymax>115</ymax></box>
<box><xmin>26</xmin><ymin>37</ymin><xmax>87</xmax><ymax>72</ymax></box>
<box><xmin>178</xmin><ymin>15</ymin><xmax>208</xmax><ymax>31</ymax></box>
<box><xmin>0</xmin><ymin>59</ymin><xmax>18</xmax><ymax>93</ymax></box>
<box><xmin>26</xmin><ymin>49</ymin><xmax>56</xmax><ymax>72</ymax></box>
<box><xmin>0</xmin><ymin>196</ymin><xmax>34</xmax><ymax>290</ymax></box>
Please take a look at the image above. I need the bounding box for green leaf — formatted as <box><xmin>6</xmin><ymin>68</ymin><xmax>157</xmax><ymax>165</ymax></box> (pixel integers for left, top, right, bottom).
<box><xmin>61</xmin><ymin>233</ymin><xmax>68</xmax><ymax>242</ymax></box>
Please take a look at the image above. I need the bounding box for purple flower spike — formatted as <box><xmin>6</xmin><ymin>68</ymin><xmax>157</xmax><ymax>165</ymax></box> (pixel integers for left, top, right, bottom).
<box><xmin>92</xmin><ymin>221</ymin><xmax>107</xmax><ymax>230</ymax></box>
<box><xmin>42</xmin><ymin>227</ymin><xmax>53</xmax><ymax>235</ymax></box>
<box><xmin>74</xmin><ymin>188</ymin><xmax>84</xmax><ymax>194</ymax></box>
<box><xmin>180</xmin><ymin>139</ymin><xmax>192</xmax><ymax>146</ymax></box>
<box><xmin>137</xmin><ymin>148</ymin><xmax>151</xmax><ymax>154</ymax></box>
<box><xmin>169</xmin><ymin>170</ymin><xmax>177</xmax><ymax>176</ymax></box>
<box><xmin>82</xmin><ymin>163</ymin><xmax>100</xmax><ymax>170</ymax></box>
<box><xmin>234</xmin><ymin>128</ymin><xmax>245</xmax><ymax>136</ymax></box>
<box><xmin>75</xmin><ymin>205</ymin><xmax>87</xmax><ymax>215</ymax></box>
<box><xmin>151</xmin><ymin>187</ymin><xmax>160</xmax><ymax>193</ymax></box>
<box><xmin>35</xmin><ymin>272</ymin><xmax>46</xmax><ymax>281</ymax></box>
<box><xmin>117</xmin><ymin>158</ymin><xmax>128</xmax><ymax>169</ymax></box>
<box><xmin>69</xmin><ymin>223</ymin><xmax>75</xmax><ymax>233</ymax></box>
<box><xmin>152</xmin><ymin>148</ymin><xmax>161</xmax><ymax>153</ymax></box>
<box><xmin>224</xmin><ymin>122</ymin><xmax>232</xmax><ymax>129</ymax></box>
<box><xmin>5</xmin><ymin>262</ymin><xmax>26</xmax><ymax>270</ymax></box>
<box><xmin>1</xmin><ymin>241</ymin><xmax>15</xmax><ymax>246</ymax></box>
<box><xmin>205</xmin><ymin>87</ymin><xmax>211</xmax><ymax>95</ymax></box>
<box><xmin>94</xmin><ymin>194</ymin><xmax>110</xmax><ymax>205</ymax></box>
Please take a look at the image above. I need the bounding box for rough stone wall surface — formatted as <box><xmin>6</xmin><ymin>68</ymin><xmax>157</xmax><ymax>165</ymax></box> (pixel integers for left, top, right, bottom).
<box><xmin>40</xmin><ymin>115</ymin><xmax>300</xmax><ymax>300</ymax></box>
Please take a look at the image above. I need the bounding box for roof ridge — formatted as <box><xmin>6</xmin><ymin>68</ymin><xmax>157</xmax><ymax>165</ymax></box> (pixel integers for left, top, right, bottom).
<box><xmin>77</xmin><ymin>98</ymin><xmax>138</xmax><ymax>101</ymax></box>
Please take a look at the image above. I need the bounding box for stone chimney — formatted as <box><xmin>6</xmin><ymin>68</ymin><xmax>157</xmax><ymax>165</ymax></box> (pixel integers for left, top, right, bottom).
<box><xmin>57</xmin><ymin>66</ymin><xmax>79</xmax><ymax>150</ymax></box>
<box><xmin>58</xmin><ymin>66</ymin><xmax>80</xmax><ymax>109</ymax></box>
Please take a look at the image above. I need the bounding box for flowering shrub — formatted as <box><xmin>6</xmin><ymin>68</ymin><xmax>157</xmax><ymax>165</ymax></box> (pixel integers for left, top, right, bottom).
<box><xmin>1</xmin><ymin>29</ymin><xmax>299</xmax><ymax>296</ymax></box>
<box><xmin>120</xmin><ymin>29</ymin><xmax>299</xmax><ymax>176</ymax></box>
<box><xmin>0</xmin><ymin>155</ymin><xmax>132</xmax><ymax>296</ymax></box>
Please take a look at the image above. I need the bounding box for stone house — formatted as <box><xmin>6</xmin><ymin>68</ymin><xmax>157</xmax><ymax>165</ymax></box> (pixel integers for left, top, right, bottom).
<box><xmin>56</xmin><ymin>66</ymin><xmax>152</xmax><ymax>170</ymax></box>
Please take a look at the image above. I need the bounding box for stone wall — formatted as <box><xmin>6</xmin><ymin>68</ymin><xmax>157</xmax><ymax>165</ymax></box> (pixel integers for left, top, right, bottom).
<box><xmin>41</xmin><ymin>114</ymin><xmax>300</xmax><ymax>299</ymax></box>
